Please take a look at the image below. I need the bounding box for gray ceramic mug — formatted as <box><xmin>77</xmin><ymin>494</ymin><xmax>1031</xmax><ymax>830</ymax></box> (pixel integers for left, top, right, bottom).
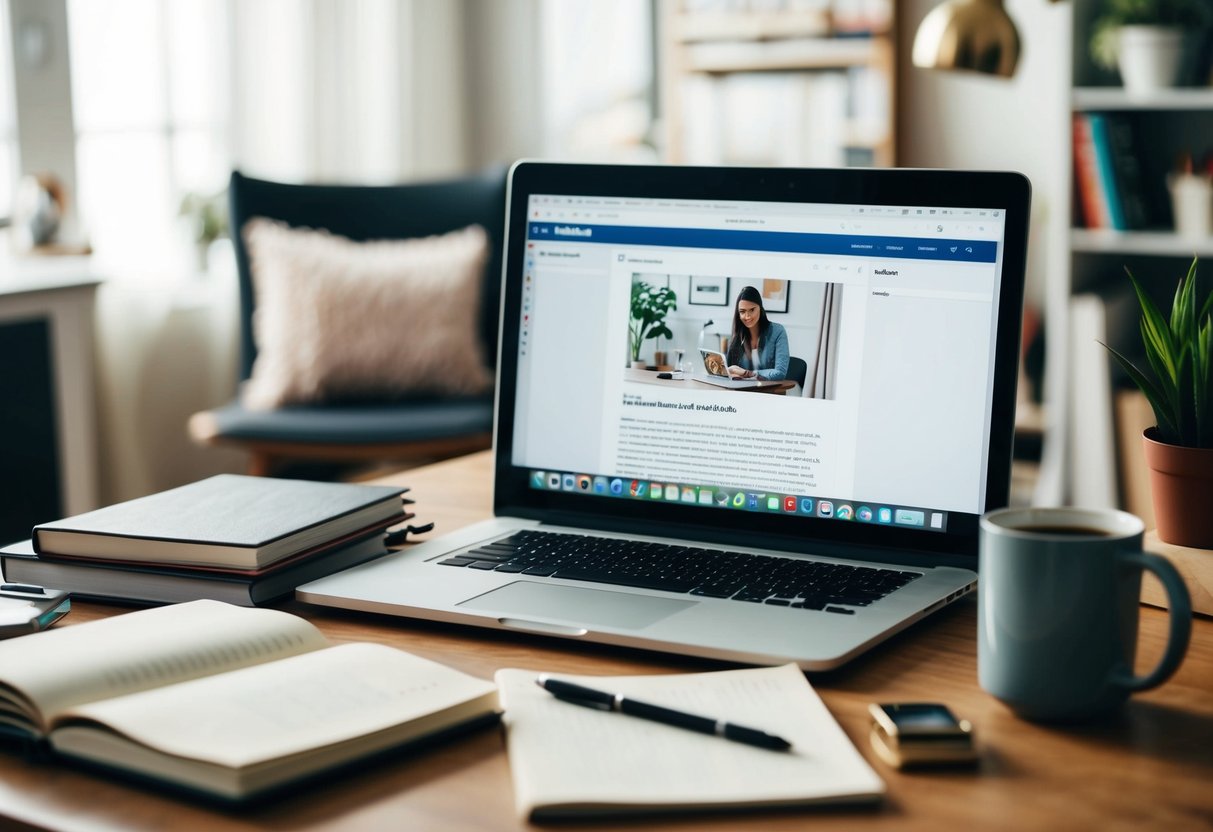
<box><xmin>978</xmin><ymin>507</ymin><xmax>1191</xmax><ymax>721</ymax></box>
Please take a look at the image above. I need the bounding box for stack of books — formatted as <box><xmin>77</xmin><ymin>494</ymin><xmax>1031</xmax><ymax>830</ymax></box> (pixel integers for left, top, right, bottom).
<box><xmin>0</xmin><ymin>475</ymin><xmax>406</xmax><ymax>606</ymax></box>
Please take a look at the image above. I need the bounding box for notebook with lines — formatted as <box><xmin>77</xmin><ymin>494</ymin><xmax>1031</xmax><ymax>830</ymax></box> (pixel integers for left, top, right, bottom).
<box><xmin>299</xmin><ymin>162</ymin><xmax>1031</xmax><ymax>670</ymax></box>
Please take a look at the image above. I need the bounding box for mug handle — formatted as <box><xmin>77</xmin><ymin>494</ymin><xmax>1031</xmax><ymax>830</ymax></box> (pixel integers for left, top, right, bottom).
<box><xmin>1111</xmin><ymin>550</ymin><xmax>1192</xmax><ymax>692</ymax></box>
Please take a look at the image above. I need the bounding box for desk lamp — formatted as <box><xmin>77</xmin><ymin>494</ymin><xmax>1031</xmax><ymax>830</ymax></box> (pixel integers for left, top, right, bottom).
<box><xmin>912</xmin><ymin>0</ymin><xmax>1021</xmax><ymax>77</ymax></box>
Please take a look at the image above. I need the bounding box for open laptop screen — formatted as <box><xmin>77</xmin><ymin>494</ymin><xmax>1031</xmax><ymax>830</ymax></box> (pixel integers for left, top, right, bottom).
<box><xmin>494</xmin><ymin>164</ymin><xmax>1029</xmax><ymax>563</ymax></box>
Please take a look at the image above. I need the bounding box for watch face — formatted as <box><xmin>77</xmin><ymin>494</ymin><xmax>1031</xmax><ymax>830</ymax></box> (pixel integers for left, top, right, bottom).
<box><xmin>870</xmin><ymin>703</ymin><xmax>977</xmax><ymax>769</ymax></box>
<box><xmin>884</xmin><ymin>704</ymin><xmax>961</xmax><ymax>733</ymax></box>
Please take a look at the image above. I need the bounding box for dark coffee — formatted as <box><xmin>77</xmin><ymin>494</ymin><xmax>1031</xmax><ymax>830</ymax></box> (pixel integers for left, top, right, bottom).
<box><xmin>1016</xmin><ymin>525</ymin><xmax>1113</xmax><ymax>537</ymax></box>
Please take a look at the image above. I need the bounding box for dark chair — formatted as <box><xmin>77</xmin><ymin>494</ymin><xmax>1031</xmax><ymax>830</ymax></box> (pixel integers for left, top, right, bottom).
<box><xmin>189</xmin><ymin>168</ymin><xmax>507</xmax><ymax>476</ymax></box>
<box><xmin>786</xmin><ymin>356</ymin><xmax>808</xmax><ymax>391</ymax></box>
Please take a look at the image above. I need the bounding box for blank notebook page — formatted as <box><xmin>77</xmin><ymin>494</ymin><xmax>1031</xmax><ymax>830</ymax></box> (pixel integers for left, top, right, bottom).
<box><xmin>496</xmin><ymin>662</ymin><xmax>883</xmax><ymax>819</ymax></box>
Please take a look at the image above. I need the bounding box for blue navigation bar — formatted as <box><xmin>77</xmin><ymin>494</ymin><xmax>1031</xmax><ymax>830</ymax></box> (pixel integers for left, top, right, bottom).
<box><xmin>526</xmin><ymin>222</ymin><xmax>997</xmax><ymax>263</ymax></box>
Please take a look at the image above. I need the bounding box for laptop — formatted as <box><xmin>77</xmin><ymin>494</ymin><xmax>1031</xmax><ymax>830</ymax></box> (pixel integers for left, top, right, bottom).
<box><xmin>696</xmin><ymin>347</ymin><xmax>764</xmax><ymax>388</ymax></box>
<box><xmin>299</xmin><ymin>162</ymin><xmax>1031</xmax><ymax>670</ymax></box>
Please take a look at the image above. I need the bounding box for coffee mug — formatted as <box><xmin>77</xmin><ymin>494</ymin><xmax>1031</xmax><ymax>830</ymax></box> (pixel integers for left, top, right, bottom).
<box><xmin>978</xmin><ymin>507</ymin><xmax>1191</xmax><ymax>721</ymax></box>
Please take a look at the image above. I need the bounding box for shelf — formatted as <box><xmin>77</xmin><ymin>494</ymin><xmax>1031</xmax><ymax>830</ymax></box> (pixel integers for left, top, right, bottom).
<box><xmin>1072</xmin><ymin>87</ymin><xmax>1213</xmax><ymax>111</ymax></box>
<box><xmin>659</xmin><ymin>0</ymin><xmax>897</xmax><ymax>167</ymax></box>
<box><xmin>671</xmin><ymin>11</ymin><xmax>832</xmax><ymax>42</ymax></box>
<box><xmin>1070</xmin><ymin>229</ymin><xmax>1213</xmax><ymax>257</ymax></box>
<box><xmin>682</xmin><ymin>37</ymin><xmax>883</xmax><ymax>73</ymax></box>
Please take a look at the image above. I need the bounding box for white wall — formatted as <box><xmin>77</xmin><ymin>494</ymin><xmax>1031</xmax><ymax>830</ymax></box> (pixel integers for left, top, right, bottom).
<box><xmin>898</xmin><ymin>0</ymin><xmax>1070</xmax><ymax>311</ymax></box>
<box><xmin>898</xmin><ymin>0</ymin><xmax>1072</xmax><ymax>505</ymax></box>
<box><xmin>463</xmin><ymin>0</ymin><xmax>544</xmax><ymax>169</ymax></box>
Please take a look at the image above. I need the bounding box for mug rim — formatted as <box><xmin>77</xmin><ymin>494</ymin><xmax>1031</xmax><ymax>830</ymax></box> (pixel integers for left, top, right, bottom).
<box><xmin>981</xmin><ymin>507</ymin><xmax>1144</xmax><ymax>541</ymax></box>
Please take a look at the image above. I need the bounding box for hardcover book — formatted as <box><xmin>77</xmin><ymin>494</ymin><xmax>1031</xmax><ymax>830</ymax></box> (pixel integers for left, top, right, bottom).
<box><xmin>32</xmin><ymin>475</ymin><xmax>405</xmax><ymax>570</ymax></box>
<box><xmin>2</xmin><ymin>533</ymin><xmax>389</xmax><ymax>607</ymax></box>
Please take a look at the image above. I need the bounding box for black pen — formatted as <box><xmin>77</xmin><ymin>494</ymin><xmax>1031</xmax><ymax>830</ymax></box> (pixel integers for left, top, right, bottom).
<box><xmin>535</xmin><ymin>675</ymin><xmax>792</xmax><ymax>751</ymax></box>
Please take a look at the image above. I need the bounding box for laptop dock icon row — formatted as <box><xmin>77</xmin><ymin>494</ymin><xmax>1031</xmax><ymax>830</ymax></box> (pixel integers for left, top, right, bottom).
<box><xmin>530</xmin><ymin>471</ymin><xmax>946</xmax><ymax>532</ymax></box>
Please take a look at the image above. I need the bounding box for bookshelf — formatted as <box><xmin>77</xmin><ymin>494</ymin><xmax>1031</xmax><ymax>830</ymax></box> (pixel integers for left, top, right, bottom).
<box><xmin>658</xmin><ymin>0</ymin><xmax>896</xmax><ymax>168</ymax></box>
<box><xmin>1057</xmin><ymin>0</ymin><xmax>1213</xmax><ymax>511</ymax></box>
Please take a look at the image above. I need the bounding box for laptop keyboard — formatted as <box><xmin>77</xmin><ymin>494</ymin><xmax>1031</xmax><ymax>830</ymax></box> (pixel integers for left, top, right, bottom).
<box><xmin>437</xmin><ymin>529</ymin><xmax>921</xmax><ymax>614</ymax></box>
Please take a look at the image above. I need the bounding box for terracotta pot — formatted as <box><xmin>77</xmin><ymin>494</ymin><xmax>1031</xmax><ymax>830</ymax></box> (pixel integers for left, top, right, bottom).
<box><xmin>1142</xmin><ymin>428</ymin><xmax>1213</xmax><ymax>549</ymax></box>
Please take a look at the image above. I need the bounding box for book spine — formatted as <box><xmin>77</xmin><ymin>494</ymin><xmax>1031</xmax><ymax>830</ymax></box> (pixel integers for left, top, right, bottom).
<box><xmin>1087</xmin><ymin>114</ymin><xmax>1126</xmax><ymax>231</ymax></box>
<box><xmin>1072</xmin><ymin>115</ymin><xmax>1109</xmax><ymax>230</ymax></box>
<box><xmin>1105</xmin><ymin>114</ymin><xmax>1150</xmax><ymax>230</ymax></box>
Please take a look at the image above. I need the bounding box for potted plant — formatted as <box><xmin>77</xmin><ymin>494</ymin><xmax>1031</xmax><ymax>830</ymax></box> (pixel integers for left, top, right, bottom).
<box><xmin>178</xmin><ymin>189</ymin><xmax>229</xmax><ymax>272</ymax></box>
<box><xmin>1104</xmin><ymin>257</ymin><xmax>1213</xmax><ymax>548</ymax></box>
<box><xmin>629</xmin><ymin>280</ymin><xmax>677</xmax><ymax>368</ymax></box>
<box><xmin>1089</xmin><ymin>0</ymin><xmax>1213</xmax><ymax>95</ymax></box>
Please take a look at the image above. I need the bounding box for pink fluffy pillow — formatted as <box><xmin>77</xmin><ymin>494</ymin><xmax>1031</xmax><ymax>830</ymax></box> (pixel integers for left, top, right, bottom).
<box><xmin>241</xmin><ymin>219</ymin><xmax>493</xmax><ymax>410</ymax></box>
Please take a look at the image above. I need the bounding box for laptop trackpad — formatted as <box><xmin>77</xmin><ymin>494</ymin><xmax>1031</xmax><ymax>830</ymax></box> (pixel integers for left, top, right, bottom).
<box><xmin>459</xmin><ymin>581</ymin><xmax>694</xmax><ymax>630</ymax></box>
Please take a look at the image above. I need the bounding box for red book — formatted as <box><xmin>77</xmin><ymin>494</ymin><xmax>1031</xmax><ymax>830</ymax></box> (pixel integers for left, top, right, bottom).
<box><xmin>1072</xmin><ymin>114</ymin><xmax>1110</xmax><ymax>229</ymax></box>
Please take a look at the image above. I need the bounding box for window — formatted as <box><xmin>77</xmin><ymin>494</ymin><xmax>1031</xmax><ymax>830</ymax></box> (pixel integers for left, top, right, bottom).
<box><xmin>0</xmin><ymin>1</ymin><xmax>18</xmax><ymax>221</ymax></box>
<box><xmin>67</xmin><ymin>0</ymin><xmax>230</xmax><ymax>275</ymax></box>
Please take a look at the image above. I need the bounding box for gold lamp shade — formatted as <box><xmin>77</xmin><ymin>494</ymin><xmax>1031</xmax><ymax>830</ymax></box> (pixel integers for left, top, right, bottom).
<box><xmin>912</xmin><ymin>0</ymin><xmax>1021</xmax><ymax>78</ymax></box>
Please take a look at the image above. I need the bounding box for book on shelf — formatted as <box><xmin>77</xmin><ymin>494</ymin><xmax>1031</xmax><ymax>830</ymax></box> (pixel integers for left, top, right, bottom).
<box><xmin>496</xmin><ymin>663</ymin><xmax>883</xmax><ymax>820</ymax></box>
<box><xmin>1099</xmin><ymin>113</ymin><xmax>1152</xmax><ymax>230</ymax></box>
<box><xmin>1072</xmin><ymin>112</ymin><xmax>1153</xmax><ymax>232</ymax></box>
<box><xmin>0</xmin><ymin>600</ymin><xmax>499</xmax><ymax>802</ymax></box>
<box><xmin>32</xmin><ymin>474</ymin><xmax>405</xmax><ymax>570</ymax></box>
<box><xmin>1086</xmin><ymin>113</ymin><xmax>1127</xmax><ymax>231</ymax></box>
<box><xmin>1</xmin><ymin>532</ymin><xmax>388</xmax><ymax>607</ymax></box>
<box><xmin>1072</xmin><ymin>113</ymin><xmax>1112</xmax><ymax>230</ymax></box>
<box><xmin>679</xmin><ymin>70</ymin><xmax>852</xmax><ymax>168</ymax></box>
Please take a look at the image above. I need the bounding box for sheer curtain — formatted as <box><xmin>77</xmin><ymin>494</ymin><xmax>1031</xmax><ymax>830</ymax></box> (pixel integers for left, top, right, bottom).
<box><xmin>72</xmin><ymin>0</ymin><xmax>511</xmax><ymax>502</ymax></box>
<box><xmin>0</xmin><ymin>0</ymin><xmax>18</xmax><ymax>218</ymax></box>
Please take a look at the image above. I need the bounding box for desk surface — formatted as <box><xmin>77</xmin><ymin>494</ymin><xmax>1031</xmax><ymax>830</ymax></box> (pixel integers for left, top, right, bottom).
<box><xmin>3</xmin><ymin>451</ymin><xmax>1211</xmax><ymax>831</ymax></box>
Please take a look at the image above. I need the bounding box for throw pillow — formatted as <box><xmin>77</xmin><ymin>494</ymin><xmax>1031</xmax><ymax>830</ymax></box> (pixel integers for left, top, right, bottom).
<box><xmin>241</xmin><ymin>218</ymin><xmax>492</xmax><ymax>410</ymax></box>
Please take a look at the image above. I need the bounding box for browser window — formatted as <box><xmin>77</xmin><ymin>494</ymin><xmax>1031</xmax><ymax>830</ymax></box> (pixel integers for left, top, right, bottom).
<box><xmin>511</xmin><ymin>194</ymin><xmax>1008</xmax><ymax>532</ymax></box>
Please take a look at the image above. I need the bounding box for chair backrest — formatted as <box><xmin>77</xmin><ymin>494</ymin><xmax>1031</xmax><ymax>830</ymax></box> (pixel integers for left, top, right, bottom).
<box><xmin>787</xmin><ymin>355</ymin><xmax>808</xmax><ymax>390</ymax></box>
<box><xmin>228</xmin><ymin>168</ymin><xmax>508</xmax><ymax>381</ymax></box>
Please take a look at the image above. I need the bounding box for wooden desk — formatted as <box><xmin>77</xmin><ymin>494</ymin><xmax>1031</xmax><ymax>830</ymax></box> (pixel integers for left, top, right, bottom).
<box><xmin>2</xmin><ymin>451</ymin><xmax>1211</xmax><ymax>831</ymax></box>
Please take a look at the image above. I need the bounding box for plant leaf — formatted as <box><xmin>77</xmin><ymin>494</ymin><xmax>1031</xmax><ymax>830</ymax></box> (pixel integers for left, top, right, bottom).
<box><xmin>1198</xmin><ymin>318</ymin><xmax>1212</xmax><ymax>447</ymax></box>
<box><xmin>1141</xmin><ymin>318</ymin><xmax>1181</xmax><ymax>420</ymax></box>
<box><xmin>1103</xmin><ymin>342</ymin><xmax>1179</xmax><ymax>442</ymax></box>
<box><xmin>1172</xmin><ymin>258</ymin><xmax>1198</xmax><ymax>352</ymax></box>
<box><xmin>1126</xmin><ymin>266</ymin><xmax>1179</xmax><ymax>385</ymax></box>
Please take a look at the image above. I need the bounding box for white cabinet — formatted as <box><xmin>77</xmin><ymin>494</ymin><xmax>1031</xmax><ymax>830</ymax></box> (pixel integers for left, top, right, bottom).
<box><xmin>0</xmin><ymin>257</ymin><xmax>101</xmax><ymax>541</ymax></box>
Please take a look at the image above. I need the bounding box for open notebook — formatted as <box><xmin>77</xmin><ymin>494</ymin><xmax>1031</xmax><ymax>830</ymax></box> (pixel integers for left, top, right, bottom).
<box><xmin>495</xmin><ymin>663</ymin><xmax>883</xmax><ymax>820</ymax></box>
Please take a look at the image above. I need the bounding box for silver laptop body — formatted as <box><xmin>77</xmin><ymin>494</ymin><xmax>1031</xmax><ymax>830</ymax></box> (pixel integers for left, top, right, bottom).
<box><xmin>300</xmin><ymin>162</ymin><xmax>1031</xmax><ymax>671</ymax></box>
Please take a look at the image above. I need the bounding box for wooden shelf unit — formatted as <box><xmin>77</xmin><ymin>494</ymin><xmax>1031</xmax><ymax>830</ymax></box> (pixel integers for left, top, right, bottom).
<box><xmin>1054</xmin><ymin>0</ymin><xmax>1213</xmax><ymax>509</ymax></box>
<box><xmin>659</xmin><ymin>1</ymin><xmax>896</xmax><ymax>168</ymax></box>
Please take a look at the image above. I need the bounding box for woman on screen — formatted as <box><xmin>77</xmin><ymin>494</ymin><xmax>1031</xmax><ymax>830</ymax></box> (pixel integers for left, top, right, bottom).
<box><xmin>725</xmin><ymin>286</ymin><xmax>789</xmax><ymax>380</ymax></box>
